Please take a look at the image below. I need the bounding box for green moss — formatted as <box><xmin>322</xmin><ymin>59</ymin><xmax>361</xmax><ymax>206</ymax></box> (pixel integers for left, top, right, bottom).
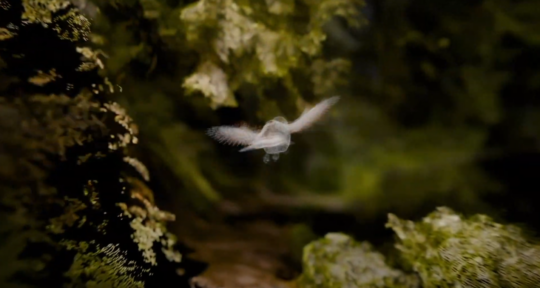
<box><xmin>180</xmin><ymin>0</ymin><xmax>365</xmax><ymax>108</ymax></box>
<box><xmin>63</xmin><ymin>241</ymin><xmax>146</xmax><ymax>288</ymax></box>
<box><xmin>22</xmin><ymin>0</ymin><xmax>90</xmax><ymax>41</ymax></box>
<box><xmin>386</xmin><ymin>207</ymin><xmax>540</xmax><ymax>288</ymax></box>
<box><xmin>298</xmin><ymin>208</ymin><xmax>540</xmax><ymax>288</ymax></box>
<box><xmin>0</xmin><ymin>1</ymin><xmax>188</xmax><ymax>286</ymax></box>
<box><xmin>297</xmin><ymin>233</ymin><xmax>419</xmax><ymax>288</ymax></box>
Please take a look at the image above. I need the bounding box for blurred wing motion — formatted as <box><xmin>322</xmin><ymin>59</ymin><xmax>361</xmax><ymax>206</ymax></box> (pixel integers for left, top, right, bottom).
<box><xmin>238</xmin><ymin>135</ymin><xmax>285</xmax><ymax>152</ymax></box>
<box><xmin>207</xmin><ymin>125</ymin><xmax>259</xmax><ymax>146</ymax></box>
<box><xmin>288</xmin><ymin>96</ymin><xmax>340</xmax><ymax>133</ymax></box>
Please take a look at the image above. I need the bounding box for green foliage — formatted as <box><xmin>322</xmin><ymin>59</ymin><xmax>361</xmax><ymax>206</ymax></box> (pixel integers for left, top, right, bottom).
<box><xmin>319</xmin><ymin>0</ymin><xmax>540</xmax><ymax>219</ymax></box>
<box><xmin>180</xmin><ymin>0</ymin><xmax>365</xmax><ymax>108</ymax></box>
<box><xmin>297</xmin><ymin>233</ymin><xmax>419</xmax><ymax>288</ymax></box>
<box><xmin>20</xmin><ymin>0</ymin><xmax>538</xmax><ymax>244</ymax></box>
<box><xmin>298</xmin><ymin>208</ymin><xmax>540</xmax><ymax>288</ymax></box>
<box><xmin>3</xmin><ymin>0</ymin><xmax>540</xmax><ymax>285</ymax></box>
<box><xmin>63</xmin><ymin>241</ymin><xmax>146</xmax><ymax>287</ymax></box>
<box><xmin>74</xmin><ymin>0</ymin><xmax>540</xmax><ymax>226</ymax></box>
<box><xmin>0</xmin><ymin>1</ymin><xmax>188</xmax><ymax>286</ymax></box>
<box><xmin>75</xmin><ymin>0</ymin><xmax>365</xmax><ymax>207</ymax></box>
<box><xmin>387</xmin><ymin>207</ymin><xmax>540</xmax><ymax>288</ymax></box>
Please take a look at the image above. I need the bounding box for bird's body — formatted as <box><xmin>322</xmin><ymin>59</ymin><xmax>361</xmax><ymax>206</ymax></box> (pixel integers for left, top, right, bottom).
<box><xmin>207</xmin><ymin>96</ymin><xmax>340</xmax><ymax>163</ymax></box>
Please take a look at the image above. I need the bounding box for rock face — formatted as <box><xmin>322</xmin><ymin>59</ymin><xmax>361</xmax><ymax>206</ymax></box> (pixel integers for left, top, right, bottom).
<box><xmin>0</xmin><ymin>1</ymin><xmax>194</xmax><ymax>287</ymax></box>
<box><xmin>297</xmin><ymin>207</ymin><xmax>540</xmax><ymax>288</ymax></box>
<box><xmin>297</xmin><ymin>233</ymin><xmax>419</xmax><ymax>288</ymax></box>
<box><xmin>387</xmin><ymin>207</ymin><xmax>540</xmax><ymax>288</ymax></box>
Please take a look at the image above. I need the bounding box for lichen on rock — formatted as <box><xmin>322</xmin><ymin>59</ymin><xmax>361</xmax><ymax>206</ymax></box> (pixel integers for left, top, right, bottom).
<box><xmin>0</xmin><ymin>1</ymin><xmax>192</xmax><ymax>287</ymax></box>
<box><xmin>297</xmin><ymin>233</ymin><xmax>419</xmax><ymax>288</ymax></box>
<box><xmin>180</xmin><ymin>0</ymin><xmax>365</xmax><ymax>108</ymax></box>
<box><xmin>386</xmin><ymin>207</ymin><xmax>540</xmax><ymax>288</ymax></box>
<box><xmin>22</xmin><ymin>0</ymin><xmax>90</xmax><ymax>41</ymax></box>
<box><xmin>63</xmin><ymin>241</ymin><xmax>147</xmax><ymax>288</ymax></box>
<box><xmin>297</xmin><ymin>208</ymin><xmax>540</xmax><ymax>288</ymax></box>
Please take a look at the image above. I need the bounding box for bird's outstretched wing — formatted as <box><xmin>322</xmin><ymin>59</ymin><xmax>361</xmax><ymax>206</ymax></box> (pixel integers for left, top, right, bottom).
<box><xmin>206</xmin><ymin>125</ymin><xmax>259</xmax><ymax>146</ymax></box>
<box><xmin>288</xmin><ymin>96</ymin><xmax>340</xmax><ymax>133</ymax></box>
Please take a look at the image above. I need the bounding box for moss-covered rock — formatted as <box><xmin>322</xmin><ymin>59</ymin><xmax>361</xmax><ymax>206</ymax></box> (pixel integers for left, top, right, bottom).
<box><xmin>0</xmin><ymin>1</ymin><xmax>195</xmax><ymax>287</ymax></box>
<box><xmin>297</xmin><ymin>233</ymin><xmax>419</xmax><ymax>288</ymax></box>
<box><xmin>387</xmin><ymin>207</ymin><xmax>540</xmax><ymax>288</ymax></box>
<box><xmin>179</xmin><ymin>0</ymin><xmax>365</xmax><ymax>109</ymax></box>
<box><xmin>298</xmin><ymin>208</ymin><xmax>540</xmax><ymax>288</ymax></box>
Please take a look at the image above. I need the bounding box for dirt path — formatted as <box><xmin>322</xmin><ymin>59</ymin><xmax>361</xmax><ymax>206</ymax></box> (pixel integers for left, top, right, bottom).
<box><xmin>169</xmin><ymin>200</ymin><xmax>299</xmax><ymax>288</ymax></box>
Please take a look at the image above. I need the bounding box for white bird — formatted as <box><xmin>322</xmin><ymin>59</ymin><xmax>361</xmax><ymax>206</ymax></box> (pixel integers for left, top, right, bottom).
<box><xmin>206</xmin><ymin>96</ymin><xmax>340</xmax><ymax>163</ymax></box>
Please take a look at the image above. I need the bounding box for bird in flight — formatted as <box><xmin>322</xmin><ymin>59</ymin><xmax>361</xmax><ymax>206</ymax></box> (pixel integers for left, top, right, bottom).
<box><xmin>206</xmin><ymin>96</ymin><xmax>340</xmax><ymax>163</ymax></box>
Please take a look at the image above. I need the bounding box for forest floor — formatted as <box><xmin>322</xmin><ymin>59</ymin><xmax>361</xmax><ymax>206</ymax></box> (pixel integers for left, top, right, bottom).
<box><xmin>168</xmin><ymin>196</ymin><xmax>301</xmax><ymax>288</ymax></box>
